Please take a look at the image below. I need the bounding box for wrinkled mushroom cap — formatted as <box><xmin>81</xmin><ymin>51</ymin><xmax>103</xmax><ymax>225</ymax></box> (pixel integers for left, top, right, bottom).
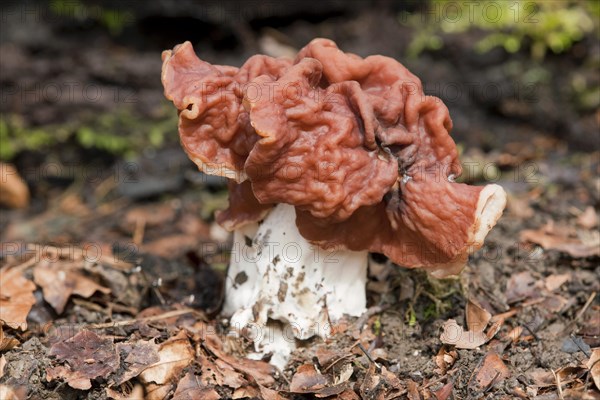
<box><xmin>161</xmin><ymin>38</ymin><xmax>507</xmax><ymax>277</ymax></box>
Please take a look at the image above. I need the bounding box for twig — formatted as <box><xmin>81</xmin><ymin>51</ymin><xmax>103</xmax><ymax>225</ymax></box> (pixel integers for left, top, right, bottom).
<box><xmin>563</xmin><ymin>291</ymin><xmax>596</xmax><ymax>334</ymax></box>
<box><xmin>551</xmin><ymin>368</ymin><xmax>564</xmax><ymax>400</ymax></box>
<box><xmin>574</xmin><ymin>291</ymin><xmax>596</xmax><ymax>324</ymax></box>
<box><xmin>86</xmin><ymin>308</ymin><xmax>202</xmax><ymax>329</ymax></box>
<box><xmin>569</xmin><ymin>334</ymin><xmax>592</xmax><ymax>358</ymax></box>
<box><xmin>323</xmin><ymin>354</ymin><xmax>354</xmax><ymax>372</ymax></box>
<box><xmin>356</xmin><ymin>343</ymin><xmax>381</xmax><ymax>370</ymax></box>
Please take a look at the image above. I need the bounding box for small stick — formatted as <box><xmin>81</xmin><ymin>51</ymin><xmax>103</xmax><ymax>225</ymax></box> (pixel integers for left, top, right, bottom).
<box><xmin>574</xmin><ymin>291</ymin><xmax>596</xmax><ymax>324</ymax></box>
<box><xmin>551</xmin><ymin>369</ymin><xmax>564</xmax><ymax>400</ymax></box>
<box><xmin>87</xmin><ymin>308</ymin><xmax>202</xmax><ymax>329</ymax></box>
<box><xmin>356</xmin><ymin>343</ymin><xmax>381</xmax><ymax>370</ymax></box>
<box><xmin>562</xmin><ymin>291</ymin><xmax>597</xmax><ymax>334</ymax></box>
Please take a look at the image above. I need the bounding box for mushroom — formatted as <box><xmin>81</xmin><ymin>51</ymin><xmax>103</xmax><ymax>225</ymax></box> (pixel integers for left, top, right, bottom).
<box><xmin>161</xmin><ymin>39</ymin><xmax>506</xmax><ymax>368</ymax></box>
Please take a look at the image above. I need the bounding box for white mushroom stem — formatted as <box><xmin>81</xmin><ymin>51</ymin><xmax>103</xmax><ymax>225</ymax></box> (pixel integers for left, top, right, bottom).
<box><xmin>222</xmin><ymin>204</ymin><xmax>368</xmax><ymax>369</ymax></box>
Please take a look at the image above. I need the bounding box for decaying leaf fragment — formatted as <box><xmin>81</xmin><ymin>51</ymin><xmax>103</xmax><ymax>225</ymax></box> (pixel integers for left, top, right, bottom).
<box><xmin>172</xmin><ymin>370</ymin><xmax>221</xmax><ymax>400</ymax></box>
<box><xmin>587</xmin><ymin>349</ymin><xmax>600</xmax><ymax>391</ymax></box>
<box><xmin>0</xmin><ymin>267</ymin><xmax>36</xmax><ymax>330</ymax></box>
<box><xmin>138</xmin><ymin>331</ymin><xmax>194</xmax><ymax>386</ymax></box>
<box><xmin>47</xmin><ymin>329</ymin><xmax>120</xmax><ymax>390</ymax></box>
<box><xmin>440</xmin><ymin>300</ymin><xmax>500</xmax><ymax>349</ymax></box>
<box><xmin>473</xmin><ymin>351</ymin><xmax>510</xmax><ymax>390</ymax></box>
<box><xmin>113</xmin><ymin>339</ymin><xmax>161</xmax><ymax>385</ymax></box>
<box><xmin>33</xmin><ymin>260</ymin><xmax>111</xmax><ymax>314</ymax></box>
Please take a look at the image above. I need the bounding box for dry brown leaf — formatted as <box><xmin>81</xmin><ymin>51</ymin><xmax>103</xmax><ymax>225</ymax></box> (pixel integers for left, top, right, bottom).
<box><xmin>171</xmin><ymin>370</ymin><xmax>220</xmax><ymax>400</ymax></box>
<box><xmin>337</xmin><ymin>389</ymin><xmax>360</xmax><ymax>400</ymax></box>
<box><xmin>139</xmin><ymin>331</ymin><xmax>194</xmax><ymax>385</ymax></box>
<box><xmin>47</xmin><ymin>329</ymin><xmax>119</xmax><ymax>390</ymax></box>
<box><xmin>33</xmin><ymin>260</ymin><xmax>111</xmax><ymax>314</ymax></box>
<box><xmin>587</xmin><ymin>349</ymin><xmax>600</xmax><ymax>391</ymax></box>
<box><xmin>0</xmin><ymin>385</ymin><xmax>20</xmax><ymax>400</ymax></box>
<box><xmin>233</xmin><ymin>386</ymin><xmax>260</xmax><ymax>399</ymax></box>
<box><xmin>406</xmin><ymin>379</ymin><xmax>421</xmax><ymax>400</ymax></box>
<box><xmin>114</xmin><ymin>339</ymin><xmax>161</xmax><ymax>385</ymax></box>
<box><xmin>0</xmin><ymin>354</ymin><xmax>6</xmax><ymax>379</ymax></box>
<box><xmin>259</xmin><ymin>384</ymin><xmax>287</xmax><ymax>400</ymax></box>
<box><xmin>434</xmin><ymin>345</ymin><xmax>457</xmax><ymax>375</ymax></box>
<box><xmin>440</xmin><ymin>319</ymin><xmax>488</xmax><ymax>349</ymax></box>
<box><xmin>210</xmin><ymin>358</ymin><xmax>246</xmax><ymax>388</ymax></box>
<box><xmin>203</xmin><ymin>334</ymin><xmax>275</xmax><ymax>386</ymax></box>
<box><xmin>359</xmin><ymin>364</ymin><xmax>403</xmax><ymax>400</ymax></box>
<box><xmin>433</xmin><ymin>381</ymin><xmax>453</xmax><ymax>400</ymax></box>
<box><xmin>474</xmin><ymin>351</ymin><xmax>510</xmax><ymax>390</ymax></box>
<box><xmin>544</xmin><ymin>273</ymin><xmax>571</xmax><ymax>292</ymax></box>
<box><xmin>505</xmin><ymin>271</ymin><xmax>541</xmax><ymax>304</ymax></box>
<box><xmin>0</xmin><ymin>325</ymin><xmax>19</xmax><ymax>352</ymax></box>
<box><xmin>289</xmin><ymin>364</ymin><xmax>329</xmax><ymax>393</ymax></box>
<box><xmin>0</xmin><ymin>267</ymin><xmax>36</xmax><ymax>330</ymax></box>
<box><xmin>0</xmin><ymin>162</ymin><xmax>30</xmax><ymax>208</ymax></box>
<box><xmin>577</xmin><ymin>206</ymin><xmax>598</xmax><ymax>229</ymax></box>
<box><xmin>144</xmin><ymin>382</ymin><xmax>172</xmax><ymax>400</ymax></box>
<box><xmin>520</xmin><ymin>223</ymin><xmax>600</xmax><ymax>258</ymax></box>
<box><xmin>105</xmin><ymin>383</ymin><xmax>145</xmax><ymax>400</ymax></box>
<box><xmin>466</xmin><ymin>299</ymin><xmax>492</xmax><ymax>333</ymax></box>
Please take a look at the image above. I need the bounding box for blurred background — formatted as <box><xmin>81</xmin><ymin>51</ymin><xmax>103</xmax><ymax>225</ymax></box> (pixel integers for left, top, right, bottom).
<box><xmin>1</xmin><ymin>0</ymin><xmax>599</xmax><ymax>287</ymax></box>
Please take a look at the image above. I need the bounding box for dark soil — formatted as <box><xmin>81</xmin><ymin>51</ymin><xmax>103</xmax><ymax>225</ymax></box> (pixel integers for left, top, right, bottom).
<box><xmin>1</xmin><ymin>1</ymin><xmax>599</xmax><ymax>399</ymax></box>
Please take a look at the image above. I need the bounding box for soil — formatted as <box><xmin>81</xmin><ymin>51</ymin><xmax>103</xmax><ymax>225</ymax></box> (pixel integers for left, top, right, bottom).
<box><xmin>1</xmin><ymin>1</ymin><xmax>599</xmax><ymax>399</ymax></box>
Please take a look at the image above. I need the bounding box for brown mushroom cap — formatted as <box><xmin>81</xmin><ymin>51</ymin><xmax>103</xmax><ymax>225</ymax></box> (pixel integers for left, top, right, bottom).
<box><xmin>161</xmin><ymin>39</ymin><xmax>506</xmax><ymax>276</ymax></box>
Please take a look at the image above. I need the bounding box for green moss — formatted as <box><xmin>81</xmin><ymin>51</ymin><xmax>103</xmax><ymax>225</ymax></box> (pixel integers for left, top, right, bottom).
<box><xmin>404</xmin><ymin>0</ymin><xmax>598</xmax><ymax>60</ymax></box>
<box><xmin>0</xmin><ymin>104</ymin><xmax>178</xmax><ymax>161</ymax></box>
<box><xmin>50</xmin><ymin>0</ymin><xmax>134</xmax><ymax>36</ymax></box>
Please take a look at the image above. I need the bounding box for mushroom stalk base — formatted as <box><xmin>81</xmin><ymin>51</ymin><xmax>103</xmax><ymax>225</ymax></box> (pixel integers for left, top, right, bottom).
<box><xmin>222</xmin><ymin>204</ymin><xmax>368</xmax><ymax>369</ymax></box>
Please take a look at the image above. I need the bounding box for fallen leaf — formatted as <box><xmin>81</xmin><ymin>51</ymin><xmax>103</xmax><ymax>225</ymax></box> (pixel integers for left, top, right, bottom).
<box><xmin>407</xmin><ymin>379</ymin><xmax>421</xmax><ymax>400</ymax></box>
<box><xmin>0</xmin><ymin>355</ymin><xmax>6</xmax><ymax>378</ymax></box>
<box><xmin>114</xmin><ymin>339</ymin><xmax>161</xmax><ymax>385</ymax></box>
<box><xmin>474</xmin><ymin>351</ymin><xmax>510</xmax><ymax>390</ymax></box>
<box><xmin>33</xmin><ymin>260</ymin><xmax>111</xmax><ymax>314</ymax></box>
<box><xmin>47</xmin><ymin>329</ymin><xmax>119</xmax><ymax>390</ymax></box>
<box><xmin>0</xmin><ymin>385</ymin><xmax>20</xmax><ymax>400</ymax></box>
<box><xmin>290</xmin><ymin>364</ymin><xmax>328</xmax><ymax>393</ymax></box>
<box><xmin>203</xmin><ymin>334</ymin><xmax>275</xmax><ymax>386</ymax></box>
<box><xmin>466</xmin><ymin>299</ymin><xmax>492</xmax><ymax>333</ymax></box>
<box><xmin>259</xmin><ymin>384</ymin><xmax>287</xmax><ymax>400</ymax></box>
<box><xmin>139</xmin><ymin>331</ymin><xmax>194</xmax><ymax>385</ymax></box>
<box><xmin>505</xmin><ymin>271</ymin><xmax>541</xmax><ymax>304</ymax></box>
<box><xmin>334</xmin><ymin>363</ymin><xmax>354</xmax><ymax>385</ymax></box>
<box><xmin>106</xmin><ymin>383</ymin><xmax>145</xmax><ymax>400</ymax></box>
<box><xmin>0</xmin><ymin>325</ymin><xmax>19</xmax><ymax>351</ymax></box>
<box><xmin>233</xmin><ymin>386</ymin><xmax>260</xmax><ymax>399</ymax></box>
<box><xmin>336</xmin><ymin>389</ymin><xmax>360</xmax><ymax>399</ymax></box>
<box><xmin>359</xmin><ymin>364</ymin><xmax>403</xmax><ymax>400</ymax></box>
<box><xmin>527</xmin><ymin>368</ymin><xmax>555</xmax><ymax>387</ymax></box>
<box><xmin>520</xmin><ymin>223</ymin><xmax>600</xmax><ymax>258</ymax></box>
<box><xmin>315</xmin><ymin>346</ymin><xmax>341</xmax><ymax>368</ymax></box>
<box><xmin>434</xmin><ymin>381</ymin><xmax>453</xmax><ymax>400</ymax></box>
<box><xmin>577</xmin><ymin>206</ymin><xmax>598</xmax><ymax>229</ymax></box>
<box><xmin>172</xmin><ymin>370</ymin><xmax>220</xmax><ymax>400</ymax></box>
<box><xmin>544</xmin><ymin>273</ymin><xmax>571</xmax><ymax>292</ymax></box>
<box><xmin>0</xmin><ymin>162</ymin><xmax>29</xmax><ymax>208</ymax></box>
<box><xmin>144</xmin><ymin>382</ymin><xmax>172</xmax><ymax>400</ymax></box>
<box><xmin>0</xmin><ymin>267</ymin><xmax>36</xmax><ymax>330</ymax></box>
<box><xmin>587</xmin><ymin>349</ymin><xmax>600</xmax><ymax>391</ymax></box>
<box><xmin>434</xmin><ymin>346</ymin><xmax>457</xmax><ymax>375</ymax></box>
<box><xmin>440</xmin><ymin>319</ymin><xmax>488</xmax><ymax>349</ymax></box>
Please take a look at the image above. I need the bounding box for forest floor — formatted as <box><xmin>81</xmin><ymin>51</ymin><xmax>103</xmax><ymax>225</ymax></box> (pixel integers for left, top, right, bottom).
<box><xmin>1</xmin><ymin>2</ymin><xmax>599</xmax><ymax>399</ymax></box>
